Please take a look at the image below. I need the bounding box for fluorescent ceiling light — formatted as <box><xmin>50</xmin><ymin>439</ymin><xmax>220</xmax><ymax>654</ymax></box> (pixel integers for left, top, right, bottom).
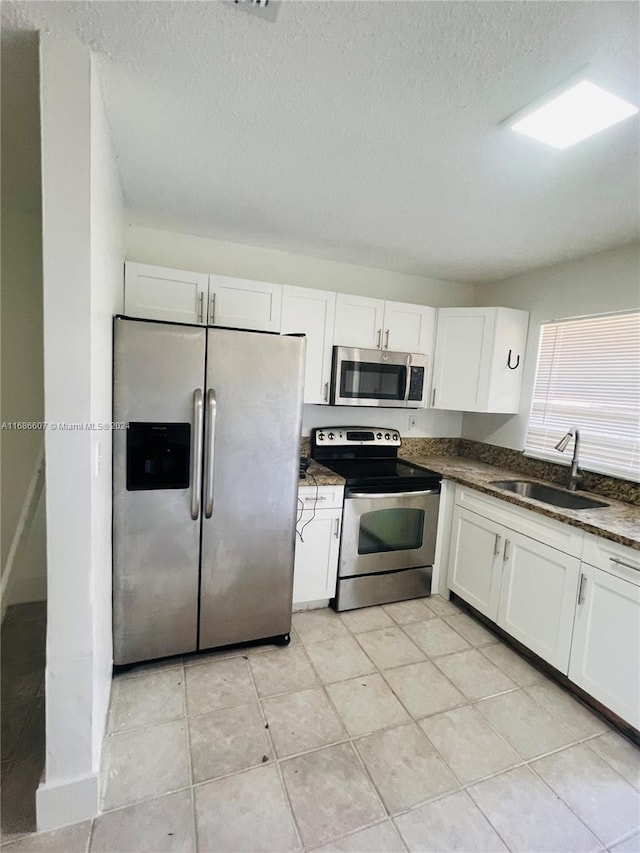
<box><xmin>510</xmin><ymin>78</ymin><xmax>638</xmax><ymax>149</ymax></box>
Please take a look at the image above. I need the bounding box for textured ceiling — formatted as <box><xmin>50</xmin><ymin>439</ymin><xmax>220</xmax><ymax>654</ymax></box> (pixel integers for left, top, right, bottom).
<box><xmin>3</xmin><ymin>1</ymin><xmax>639</xmax><ymax>282</ymax></box>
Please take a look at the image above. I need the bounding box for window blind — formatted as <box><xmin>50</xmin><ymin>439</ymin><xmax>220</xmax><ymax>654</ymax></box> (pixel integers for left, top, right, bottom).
<box><xmin>525</xmin><ymin>310</ymin><xmax>640</xmax><ymax>482</ymax></box>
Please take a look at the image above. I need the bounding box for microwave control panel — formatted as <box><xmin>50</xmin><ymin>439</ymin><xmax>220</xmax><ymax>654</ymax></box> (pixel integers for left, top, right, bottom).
<box><xmin>408</xmin><ymin>366</ymin><xmax>425</xmax><ymax>402</ymax></box>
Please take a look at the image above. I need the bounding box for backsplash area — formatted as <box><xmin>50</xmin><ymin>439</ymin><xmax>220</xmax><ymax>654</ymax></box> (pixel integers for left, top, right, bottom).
<box><xmin>301</xmin><ymin>434</ymin><xmax>639</xmax><ymax>506</ymax></box>
<box><xmin>455</xmin><ymin>439</ymin><xmax>640</xmax><ymax>507</ymax></box>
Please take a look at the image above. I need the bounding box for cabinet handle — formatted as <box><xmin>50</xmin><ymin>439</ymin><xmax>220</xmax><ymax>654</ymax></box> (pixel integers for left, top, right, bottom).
<box><xmin>324</xmin><ymin>382</ymin><xmax>329</xmax><ymax>403</ymax></box>
<box><xmin>376</xmin><ymin>329</ymin><xmax>382</xmax><ymax>349</ymax></box>
<box><xmin>431</xmin><ymin>387</ymin><xmax>436</xmax><ymax>407</ymax></box>
<box><xmin>610</xmin><ymin>557</ymin><xmax>640</xmax><ymax>573</ymax></box>
<box><xmin>197</xmin><ymin>292</ymin><xmax>204</xmax><ymax>323</ymax></box>
<box><xmin>503</xmin><ymin>539</ymin><xmax>510</xmax><ymax>560</ymax></box>
<box><xmin>334</xmin><ymin>518</ymin><xmax>340</xmax><ymax>538</ymax></box>
<box><xmin>577</xmin><ymin>572</ymin><xmax>587</xmax><ymax>605</ymax></box>
<box><xmin>304</xmin><ymin>496</ymin><xmax>327</xmax><ymax>501</ymax></box>
<box><xmin>384</xmin><ymin>329</ymin><xmax>390</xmax><ymax>350</ymax></box>
<box><xmin>507</xmin><ymin>349</ymin><xmax>520</xmax><ymax>370</ymax></box>
<box><xmin>209</xmin><ymin>293</ymin><xmax>216</xmax><ymax>324</ymax></box>
<box><xmin>494</xmin><ymin>534</ymin><xmax>501</xmax><ymax>556</ymax></box>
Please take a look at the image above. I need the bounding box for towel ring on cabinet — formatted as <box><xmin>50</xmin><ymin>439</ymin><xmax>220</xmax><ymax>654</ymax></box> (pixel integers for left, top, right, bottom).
<box><xmin>507</xmin><ymin>349</ymin><xmax>520</xmax><ymax>370</ymax></box>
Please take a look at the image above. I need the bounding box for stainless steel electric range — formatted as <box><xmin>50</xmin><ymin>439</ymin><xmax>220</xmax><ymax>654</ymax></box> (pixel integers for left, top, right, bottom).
<box><xmin>311</xmin><ymin>427</ymin><xmax>441</xmax><ymax>611</ymax></box>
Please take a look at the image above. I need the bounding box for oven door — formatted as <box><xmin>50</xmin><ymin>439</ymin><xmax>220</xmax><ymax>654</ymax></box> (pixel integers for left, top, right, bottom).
<box><xmin>338</xmin><ymin>488</ymin><xmax>440</xmax><ymax>578</ymax></box>
<box><xmin>331</xmin><ymin>347</ymin><xmax>411</xmax><ymax>408</ymax></box>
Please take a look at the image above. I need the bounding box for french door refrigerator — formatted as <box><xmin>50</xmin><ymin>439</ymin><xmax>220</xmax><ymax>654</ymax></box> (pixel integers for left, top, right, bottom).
<box><xmin>113</xmin><ymin>317</ymin><xmax>305</xmax><ymax>665</ymax></box>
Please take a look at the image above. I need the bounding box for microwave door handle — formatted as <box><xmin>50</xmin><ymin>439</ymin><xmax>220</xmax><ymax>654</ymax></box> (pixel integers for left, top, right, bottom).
<box><xmin>404</xmin><ymin>356</ymin><xmax>412</xmax><ymax>403</ymax></box>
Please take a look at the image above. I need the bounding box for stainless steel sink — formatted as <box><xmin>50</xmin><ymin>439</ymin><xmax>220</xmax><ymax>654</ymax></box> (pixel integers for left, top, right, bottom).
<box><xmin>489</xmin><ymin>480</ymin><xmax>609</xmax><ymax>510</ymax></box>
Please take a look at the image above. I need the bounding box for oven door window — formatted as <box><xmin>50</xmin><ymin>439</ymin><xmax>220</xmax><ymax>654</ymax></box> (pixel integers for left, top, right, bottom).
<box><xmin>358</xmin><ymin>508</ymin><xmax>425</xmax><ymax>555</ymax></box>
<box><xmin>340</xmin><ymin>361</ymin><xmax>407</xmax><ymax>401</ymax></box>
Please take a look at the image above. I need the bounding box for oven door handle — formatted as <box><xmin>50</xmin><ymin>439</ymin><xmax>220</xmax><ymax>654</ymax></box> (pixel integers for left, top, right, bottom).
<box><xmin>348</xmin><ymin>489</ymin><xmax>440</xmax><ymax>500</ymax></box>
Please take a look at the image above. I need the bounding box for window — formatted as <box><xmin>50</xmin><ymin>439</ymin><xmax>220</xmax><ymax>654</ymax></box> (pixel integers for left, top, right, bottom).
<box><xmin>526</xmin><ymin>310</ymin><xmax>640</xmax><ymax>482</ymax></box>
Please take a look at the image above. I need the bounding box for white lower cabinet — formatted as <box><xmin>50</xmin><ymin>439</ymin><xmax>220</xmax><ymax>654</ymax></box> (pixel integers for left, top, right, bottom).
<box><xmin>293</xmin><ymin>486</ymin><xmax>343</xmax><ymax>606</ymax></box>
<box><xmin>448</xmin><ymin>501</ymin><xmax>580</xmax><ymax>672</ymax></box>
<box><xmin>569</xmin><ymin>561</ymin><xmax>640</xmax><ymax>729</ymax></box>
<box><xmin>497</xmin><ymin>532</ymin><xmax>580</xmax><ymax>672</ymax></box>
<box><xmin>448</xmin><ymin>506</ymin><xmax>503</xmax><ymax>620</ymax></box>
<box><xmin>445</xmin><ymin>483</ymin><xmax>640</xmax><ymax>728</ymax></box>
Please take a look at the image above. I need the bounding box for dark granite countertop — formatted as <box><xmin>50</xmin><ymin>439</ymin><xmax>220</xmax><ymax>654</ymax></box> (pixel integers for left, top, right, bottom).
<box><xmin>410</xmin><ymin>455</ymin><xmax>640</xmax><ymax>551</ymax></box>
<box><xmin>298</xmin><ymin>459</ymin><xmax>345</xmax><ymax>487</ymax></box>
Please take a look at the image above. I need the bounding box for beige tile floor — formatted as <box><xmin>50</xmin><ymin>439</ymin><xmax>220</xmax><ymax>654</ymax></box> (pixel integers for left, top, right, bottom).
<box><xmin>3</xmin><ymin>596</ymin><xmax>640</xmax><ymax>852</ymax></box>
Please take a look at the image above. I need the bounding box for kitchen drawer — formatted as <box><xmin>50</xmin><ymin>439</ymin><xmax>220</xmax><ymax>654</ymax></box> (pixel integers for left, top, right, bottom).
<box><xmin>454</xmin><ymin>484</ymin><xmax>584</xmax><ymax>557</ymax></box>
<box><xmin>298</xmin><ymin>485</ymin><xmax>344</xmax><ymax>510</ymax></box>
<box><xmin>581</xmin><ymin>533</ymin><xmax>640</xmax><ymax>584</ymax></box>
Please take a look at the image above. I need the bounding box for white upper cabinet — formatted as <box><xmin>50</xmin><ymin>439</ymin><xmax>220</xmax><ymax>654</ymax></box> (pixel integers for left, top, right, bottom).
<box><xmin>383</xmin><ymin>301</ymin><xmax>435</xmax><ymax>354</ymax></box>
<box><xmin>209</xmin><ymin>275</ymin><xmax>282</xmax><ymax>333</ymax></box>
<box><xmin>124</xmin><ymin>263</ymin><xmax>209</xmax><ymax>325</ymax></box>
<box><xmin>432</xmin><ymin>307</ymin><xmax>529</xmax><ymax>412</ymax></box>
<box><xmin>281</xmin><ymin>286</ymin><xmax>336</xmax><ymax>404</ymax></box>
<box><xmin>333</xmin><ymin>294</ymin><xmax>435</xmax><ymax>355</ymax></box>
<box><xmin>333</xmin><ymin>294</ymin><xmax>386</xmax><ymax>349</ymax></box>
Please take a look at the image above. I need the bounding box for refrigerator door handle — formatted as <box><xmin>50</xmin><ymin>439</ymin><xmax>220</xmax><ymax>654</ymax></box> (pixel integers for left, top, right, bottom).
<box><xmin>204</xmin><ymin>388</ymin><xmax>217</xmax><ymax>518</ymax></box>
<box><xmin>191</xmin><ymin>389</ymin><xmax>204</xmax><ymax>520</ymax></box>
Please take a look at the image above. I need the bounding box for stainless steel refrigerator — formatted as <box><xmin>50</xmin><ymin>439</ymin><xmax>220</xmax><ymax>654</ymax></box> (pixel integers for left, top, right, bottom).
<box><xmin>112</xmin><ymin>317</ymin><xmax>305</xmax><ymax>665</ymax></box>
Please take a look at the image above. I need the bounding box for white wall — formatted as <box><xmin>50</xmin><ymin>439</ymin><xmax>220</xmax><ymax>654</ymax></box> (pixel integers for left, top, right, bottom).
<box><xmin>0</xmin><ymin>32</ymin><xmax>46</xmax><ymax>613</ymax></box>
<box><xmin>126</xmin><ymin>224</ymin><xmax>475</xmax><ymax>306</ymax></box>
<box><xmin>37</xmin><ymin>34</ymin><xmax>124</xmax><ymax>830</ymax></box>
<box><xmin>89</xmin><ymin>64</ymin><xmax>126</xmax><ymax>776</ymax></box>
<box><xmin>463</xmin><ymin>242</ymin><xmax>640</xmax><ymax>450</ymax></box>
<box><xmin>303</xmin><ymin>405</ymin><xmax>462</xmax><ymax>438</ymax></box>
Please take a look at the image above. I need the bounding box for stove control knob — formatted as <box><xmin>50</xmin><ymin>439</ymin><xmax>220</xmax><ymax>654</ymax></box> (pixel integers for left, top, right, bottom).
<box><xmin>376</xmin><ymin>432</ymin><xmax>382</xmax><ymax>439</ymax></box>
<box><xmin>385</xmin><ymin>433</ymin><xmax>390</xmax><ymax>440</ymax></box>
<box><xmin>328</xmin><ymin>432</ymin><xmax>335</xmax><ymax>440</ymax></box>
<box><xmin>318</xmin><ymin>432</ymin><xmax>325</xmax><ymax>440</ymax></box>
<box><xmin>393</xmin><ymin>433</ymin><xmax>399</xmax><ymax>441</ymax></box>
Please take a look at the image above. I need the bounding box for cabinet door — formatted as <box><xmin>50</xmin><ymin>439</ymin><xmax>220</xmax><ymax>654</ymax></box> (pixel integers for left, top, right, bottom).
<box><xmin>124</xmin><ymin>262</ymin><xmax>209</xmax><ymax>325</ymax></box>
<box><xmin>431</xmin><ymin>308</ymin><xmax>494</xmax><ymax>411</ymax></box>
<box><xmin>383</xmin><ymin>302</ymin><xmax>435</xmax><ymax>355</ymax></box>
<box><xmin>486</xmin><ymin>309</ymin><xmax>529</xmax><ymax>413</ymax></box>
<box><xmin>281</xmin><ymin>286</ymin><xmax>336</xmax><ymax>404</ymax></box>
<box><xmin>569</xmin><ymin>563</ymin><xmax>640</xmax><ymax>728</ymax></box>
<box><xmin>497</xmin><ymin>532</ymin><xmax>581</xmax><ymax>672</ymax></box>
<box><xmin>209</xmin><ymin>275</ymin><xmax>282</xmax><ymax>332</ymax></box>
<box><xmin>333</xmin><ymin>294</ymin><xmax>385</xmax><ymax>349</ymax></box>
<box><xmin>448</xmin><ymin>506</ymin><xmax>504</xmax><ymax>621</ymax></box>
<box><xmin>293</xmin><ymin>508</ymin><xmax>341</xmax><ymax>604</ymax></box>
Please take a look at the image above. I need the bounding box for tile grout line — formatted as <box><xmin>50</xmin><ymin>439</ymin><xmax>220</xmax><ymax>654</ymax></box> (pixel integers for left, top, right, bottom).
<box><xmin>293</xmin><ymin>608</ymin><xmax>480</xmax><ymax>850</ymax></box>
<box><xmin>179</xmin><ymin>659</ymin><xmax>199</xmax><ymax>853</ymax></box>
<box><xmin>524</xmin><ymin>752</ymin><xmax>610</xmax><ymax>848</ymax></box>
<box><xmin>304</xmin><ymin>817</ymin><xmax>408</xmax><ymax>853</ymax></box>
<box><xmin>283</xmin><ymin>621</ymin><xmax>399</xmax><ymax>850</ymax></box>
<box><xmin>244</xmin><ymin>644</ymin><xmax>305</xmax><ymax>852</ymax></box>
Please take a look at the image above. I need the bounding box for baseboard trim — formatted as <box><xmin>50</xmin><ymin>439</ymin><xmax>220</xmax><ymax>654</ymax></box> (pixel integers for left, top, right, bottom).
<box><xmin>36</xmin><ymin>773</ymin><xmax>99</xmax><ymax>831</ymax></box>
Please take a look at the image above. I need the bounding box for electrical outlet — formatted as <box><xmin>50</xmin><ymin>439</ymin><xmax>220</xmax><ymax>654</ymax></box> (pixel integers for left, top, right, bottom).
<box><xmin>408</xmin><ymin>415</ymin><xmax>417</xmax><ymax>431</ymax></box>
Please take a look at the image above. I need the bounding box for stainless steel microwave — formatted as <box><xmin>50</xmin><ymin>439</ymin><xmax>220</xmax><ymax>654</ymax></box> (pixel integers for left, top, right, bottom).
<box><xmin>330</xmin><ymin>346</ymin><xmax>428</xmax><ymax>408</ymax></box>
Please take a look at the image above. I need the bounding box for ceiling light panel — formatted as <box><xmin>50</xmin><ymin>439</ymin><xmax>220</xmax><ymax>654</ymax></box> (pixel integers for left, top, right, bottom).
<box><xmin>509</xmin><ymin>75</ymin><xmax>638</xmax><ymax>149</ymax></box>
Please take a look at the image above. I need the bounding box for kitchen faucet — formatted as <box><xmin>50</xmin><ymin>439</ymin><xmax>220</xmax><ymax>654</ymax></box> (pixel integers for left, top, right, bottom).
<box><xmin>554</xmin><ymin>427</ymin><xmax>583</xmax><ymax>491</ymax></box>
